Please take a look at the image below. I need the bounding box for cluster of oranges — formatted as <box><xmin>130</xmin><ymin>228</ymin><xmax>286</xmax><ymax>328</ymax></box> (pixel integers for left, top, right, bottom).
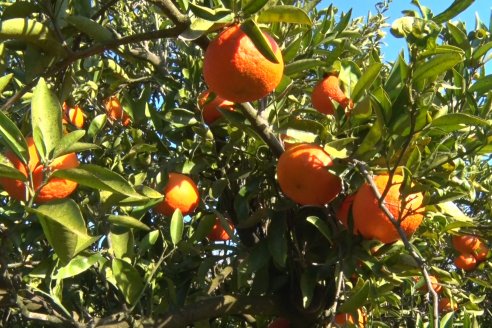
<box><xmin>452</xmin><ymin>234</ymin><xmax>489</xmax><ymax>271</ymax></box>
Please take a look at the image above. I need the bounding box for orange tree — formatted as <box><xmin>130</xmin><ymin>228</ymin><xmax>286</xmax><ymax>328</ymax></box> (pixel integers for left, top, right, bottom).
<box><xmin>0</xmin><ymin>0</ymin><xmax>491</xmax><ymax>327</ymax></box>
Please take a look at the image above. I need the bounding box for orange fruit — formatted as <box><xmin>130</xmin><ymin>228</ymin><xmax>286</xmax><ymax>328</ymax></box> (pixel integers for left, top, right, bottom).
<box><xmin>312</xmin><ymin>75</ymin><xmax>352</xmax><ymax>115</ymax></box>
<box><xmin>62</xmin><ymin>102</ymin><xmax>85</xmax><ymax>129</ymax></box>
<box><xmin>104</xmin><ymin>96</ymin><xmax>132</xmax><ymax>126</ymax></box>
<box><xmin>438</xmin><ymin>298</ymin><xmax>458</xmax><ymax>313</ymax></box>
<box><xmin>203</xmin><ymin>24</ymin><xmax>284</xmax><ymax>103</ymax></box>
<box><xmin>0</xmin><ymin>137</ymin><xmax>79</xmax><ymax>202</ymax></box>
<box><xmin>198</xmin><ymin>90</ymin><xmax>235</xmax><ymax>125</ymax></box>
<box><xmin>208</xmin><ymin>218</ymin><xmax>234</xmax><ymax>241</ymax></box>
<box><xmin>276</xmin><ymin>144</ymin><xmax>341</xmax><ymax>206</ymax></box>
<box><xmin>268</xmin><ymin>318</ymin><xmax>290</xmax><ymax>328</ymax></box>
<box><xmin>415</xmin><ymin>275</ymin><xmax>442</xmax><ymax>294</ymax></box>
<box><xmin>336</xmin><ymin>194</ymin><xmax>356</xmax><ymax>229</ymax></box>
<box><xmin>154</xmin><ymin>173</ymin><xmax>200</xmax><ymax>216</ymax></box>
<box><xmin>473</xmin><ymin>243</ymin><xmax>489</xmax><ymax>262</ymax></box>
<box><xmin>351</xmin><ymin>174</ymin><xmax>424</xmax><ymax>244</ymax></box>
<box><xmin>452</xmin><ymin>234</ymin><xmax>481</xmax><ymax>254</ymax></box>
<box><xmin>334</xmin><ymin>308</ymin><xmax>366</xmax><ymax>327</ymax></box>
<box><xmin>454</xmin><ymin>253</ymin><xmax>477</xmax><ymax>271</ymax></box>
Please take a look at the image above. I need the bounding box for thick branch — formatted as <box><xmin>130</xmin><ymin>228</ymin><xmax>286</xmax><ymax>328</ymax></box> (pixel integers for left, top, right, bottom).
<box><xmin>154</xmin><ymin>295</ymin><xmax>282</xmax><ymax>328</ymax></box>
<box><xmin>239</xmin><ymin>102</ymin><xmax>284</xmax><ymax>158</ymax></box>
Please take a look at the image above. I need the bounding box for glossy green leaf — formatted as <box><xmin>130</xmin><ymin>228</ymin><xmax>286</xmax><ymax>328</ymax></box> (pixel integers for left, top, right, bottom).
<box><xmin>31</xmin><ymin>78</ymin><xmax>63</xmax><ymax>160</ymax></box>
<box><xmin>0</xmin><ymin>162</ymin><xmax>27</xmax><ymax>181</ymax></box>
<box><xmin>52</xmin><ymin>253</ymin><xmax>104</xmax><ymax>280</ymax></box>
<box><xmin>284</xmin><ymin>59</ymin><xmax>323</xmax><ymax>76</ymax></box>
<box><xmin>108</xmin><ymin>215</ymin><xmax>150</xmax><ymax>231</ymax></box>
<box><xmin>257</xmin><ymin>5</ymin><xmax>312</xmax><ymax>26</ymax></box>
<box><xmin>351</xmin><ymin>62</ymin><xmax>382</xmax><ymax>103</ymax></box>
<box><xmin>419</xmin><ymin>45</ymin><xmax>465</xmax><ymax>58</ymax></box>
<box><xmin>170</xmin><ymin>209</ymin><xmax>184</xmax><ymax>245</ymax></box>
<box><xmin>0</xmin><ymin>73</ymin><xmax>13</xmax><ymax>94</ymax></box>
<box><xmin>432</xmin><ymin>0</ymin><xmax>474</xmax><ymax>24</ymax></box>
<box><xmin>188</xmin><ymin>3</ymin><xmax>231</xmax><ymax>21</ymax></box>
<box><xmin>472</xmin><ymin>41</ymin><xmax>492</xmax><ymax>61</ymax></box>
<box><xmin>0</xmin><ymin>111</ymin><xmax>28</xmax><ymax>164</ymax></box>
<box><xmin>339</xmin><ymin>280</ymin><xmax>370</xmax><ymax>312</ymax></box>
<box><xmin>180</xmin><ymin>18</ymin><xmax>215</xmax><ymax>41</ymax></box>
<box><xmin>109</xmin><ymin>225</ymin><xmax>134</xmax><ymax>259</ymax></box>
<box><xmin>52</xmin><ymin>130</ymin><xmax>85</xmax><ymax>158</ymax></box>
<box><xmin>241</xmin><ymin>0</ymin><xmax>269</xmax><ymax>15</ymax></box>
<box><xmin>138</xmin><ymin>230</ymin><xmax>160</xmax><ymax>254</ymax></box>
<box><xmin>306</xmin><ymin>216</ymin><xmax>332</xmax><ymax>243</ymax></box>
<box><xmin>267</xmin><ymin>215</ymin><xmax>287</xmax><ymax>268</ymax></box>
<box><xmin>1</xmin><ymin>1</ymin><xmax>40</xmax><ymax>20</ymax></box>
<box><xmin>192</xmin><ymin>214</ymin><xmax>216</xmax><ymax>241</ymax></box>
<box><xmin>65</xmin><ymin>15</ymin><xmax>113</xmax><ymax>42</ymax></box>
<box><xmin>468</xmin><ymin>75</ymin><xmax>492</xmax><ymax>95</ymax></box>
<box><xmin>87</xmin><ymin>114</ymin><xmax>107</xmax><ymax>139</ymax></box>
<box><xmin>430</xmin><ymin>113</ymin><xmax>489</xmax><ymax>131</ymax></box>
<box><xmin>112</xmin><ymin>258</ymin><xmax>144</xmax><ymax>305</ymax></box>
<box><xmin>28</xmin><ymin>199</ymin><xmax>99</xmax><ymax>264</ymax></box>
<box><xmin>406</xmin><ymin>147</ymin><xmax>422</xmax><ymax>172</ymax></box>
<box><xmin>300</xmin><ymin>268</ymin><xmax>316</xmax><ymax>308</ymax></box>
<box><xmin>240</xmin><ymin>19</ymin><xmax>279</xmax><ymax>64</ymax></box>
<box><xmin>414</xmin><ymin>54</ymin><xmax>463</xmax><ymax>83</ymax></box>
<box><xmin>0</xmin><ymin>18</ymin><xmax>65</xmax><ymax>55</ymax></box>
<box><xmin>53</xmin><ymin>164</ymin><xmax>143</xmax><ymax>198</ymax></box>
<box><xmin>355</xmin><ymin>120</ymin><xmax>383</xmax><ymax>157</ymax></box>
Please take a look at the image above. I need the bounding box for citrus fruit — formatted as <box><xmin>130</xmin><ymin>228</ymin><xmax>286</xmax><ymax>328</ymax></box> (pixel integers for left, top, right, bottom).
<box><xmin>312</xmin><ymin>75</ymin><xmax>352</xmax><ymax>115</ymax></box>
<box><xmin>334</xmin><ymin>308</ymin><xmax>366</xmax><ymax>327</ymax></box>
<box><xmin>104</xmin><ymin>96</ymin><xmax>132</xmax><ymax>126</ymax></box>
<box><xmin>336</xmin><ymin>194</ymin><xmax>356</xmax><ymax>229</ymax></box>
<box><xmin>439</xmin><ymin>298</ymin><xmax>458</xmax><ymax>313</ymax></box>
<box><xmin>268</xmin><ymin>318</ymin><xmax>290</xmax><ymax>328</ymax></box>
<box><xmin>208</xmin><ymin>218</ymin><xmax>234</xmax><ymax>241</ymax></box>
<box><xmin>415</xmin><ymin>275</ymin><xmax>442</xmax><ymax>294</ymax></box>
<box><xmin>452</xmin><ymin>234</ymin><xmax>481</xmax><ymax>254</ymax></box>
<box><xmin>62</xmin><ymin>102</ymin><xmax>85</xmax><ymax>129</ymax></box>
<box><xmin>0</xmin><ymin>137</ymin><xmax>79</xmax><ymax>203</ymax></box>
<box><xmin>276</xmin><ymin>144</ymin><xmax>341</xmax><ymax>206</ymax></box>
<box><xmin>154</xmin><ymin>173</ymin><xmax>200</xmax><ymax>216</ymax></box>
<box><xmin>198</xmin><ymin>90</ymin><xmax>235</xmax><ymax>125</ymax></box>
<box><xmin>351</xmin><ymin>174</ymin><xmax>424</xmax><ymax>244</ymax></box>
<box><xmin>203</xmin><ymin>24</ymin><xmax>284</xmax><ymax>103</ymax></box>
<box><xmin>454</xmin><ymin>253</ymin><xmax>477</xmax><ymax>271</ymax></box>
<box><xmin>474</xmin><ymin>243</ymin><xmax>489</xmax><ymax>262</ymax></box>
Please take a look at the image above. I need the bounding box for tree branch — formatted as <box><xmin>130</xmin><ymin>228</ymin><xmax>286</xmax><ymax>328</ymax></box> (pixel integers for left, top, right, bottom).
<box><xmin>154</xmin><ymin>295</ymin><xmax>282</xmax><ymax>328</ymax></box>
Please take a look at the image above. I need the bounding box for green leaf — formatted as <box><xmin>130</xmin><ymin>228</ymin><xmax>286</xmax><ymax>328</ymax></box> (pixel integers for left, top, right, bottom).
<box><xmin>351</xmin><ymin>63</ymin><xmax>382</xmax><ymax>103</ymax></box>
<box><xmin>0</xmin><ymin>73</ymin><xmax>13</xmax><ymax>94</ymax></box>
<box><xmin>188</xmin><ymin>3</ymin><xmax>231</xmax><ymax>21</ymax></box>
<box><xmin>241</xmin><ymin>0</ymin><xmax>269</xmax><ymax>15</ymax></box>
<box><xmin>306</xmin><ymin>216</ymin><xmax>332</xmax><ymax>243</ymax></box>
<box><xmin>170</xmin><ymin>209</ymin><xmax>184</xmax><ymax>245</ymax></box>
<box><xmin>0</xmin><ymin>111</ymin><xmax>28</xmax><ymax>164</ymax></box>
<box><xmin>406</xmin><ymin>147</ymin><xmax>422</xmax><ymax>172</ymax></box>
<box><xmin>52</xmin><ymin>130</ymin><xmax>85</xmax><ymax>158</ymax></box>
<box><xmin>267</xmin><ymin>215</ymin><xmax>287</xmax><ymax>268</ymax></box>
<box><xmin>430</xmin><ymin>113</ymin><xmax>489</xmax><ymax>131</ymax></box>
<box><xmin>0</xmin><ymin>18</ymin><xmax>65</xmax><ymax>55</ymax></box>
<box><xmin>339</xmin><ymin>280</ymin><xmax>370</xmax><ymax>313</ymax></box>
<box><xmin>139</xmin><ymin>230</ymin><xmax>160</xmax><ymax>254</ymax></box>
<box><xmin>240</xmin><ymin>19</ymin><xmax>279</xmax><ymax>64</ymax></box>
<box><xmin>111</xmin><ymin>258</ymin><xmax>144</xmax><ymax>305</ymax></box>
<box><xmin>468</xmin><ymin>75</ymin><xmax>492</xmax><ymax>96</ymax></box>
<box><xmin>31</xmin><ymin>78</ymin><xmax>63</xmax><ymax>159</ymax></box>
<box><xmin>87</xmin><ymin>114</ymin><xmax>107</xmax><ymax>139</ymax></box>
<box><xmin>53</xmin><ymin>164</ymin><xmax>143</xmax><ymax>198</ymax></box>
<box><xmin>28</xmin><ymin>199</ymin><xmax>99</xmax><ymax>264</ymax></box>
<box><xmin>355</xmin><ymin>120</ymin><xmax>383</xmax><ymax>158</ymax></box>
<box><xmin>0</xmin><ymin>162</ymin><xmax>27</xmax><ymax>181</ymax></box>
<box><xmin>1</xmin><ymin>1</ymin><xmax>40</xmax><ymax>20</ymax></box>
<box><xmin>109</xmin><ymin>225</ymin><xmax>134</xmax><ymax>259</ymax></box>
<box><xmin>108</xmin><ymin>215</ymin><xmax>150</xmax><ymax>231</ymax></box>
<box><xmin>180</xmin><ymin>18</ymin><xmax>215</xmax><ymax>41</ymax></box>
<box><xmin>191</xmin><ymin>214</ymin><xmax>216</xmax><ymax>241</ymax></box>
<box><xmin>472</xmin><ymin>41</ymin><xmax>492</xmax><ymax>61</ymax></box>
<box><xmin>432</xmin><ymin>0</ymin><xmax>474</xmax><ymax>24</ymax></box>
<box><xmin>300</xmin><ymin>268</ymin><xmax>316</xmax><ymax>309</ymax></box>
<box><xmin>284</xmin><ymin>59</ymin><xmax>323</xmax><ymax>76</ymax></box>
<box><xmin>257</xmin><ymin>5</ymin><xmax>312</xmax><ymax>26</ymax></box>
<box><xmin>414</xmin><ymin>54</ymin><xmax>463</xmax><ymax>84</ymax></box>
<box><xmin>52</xmin><ymin>253</ymin><xmax>103</xmax><ymax>280</ymax></box>
<box><xmin>65</xmin><ymin>15</ymin><xmax>113</xmax><ymax>42</ymax></box>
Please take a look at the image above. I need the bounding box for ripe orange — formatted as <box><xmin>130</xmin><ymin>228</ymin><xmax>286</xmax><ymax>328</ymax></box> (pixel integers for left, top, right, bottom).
<box><xmin>454</xmin><ymin>253</ymin><xmax>477</xmax><ymax>271</ymax></box>
<box><xmin>198</xmin><ymin>90</ymin><xmax>235</xmax><ymax>125</ymax></box>
<box><xmin>415</xmin><ymin>275</ymin><xmax>442</xmax><ymax>294</ymax></box>
<box><xmin>208</xmin><ymin>218</ymin><xmax>234</xmax><ymax>241</ymax></box>
<box><xmin>452</xmin><ymin>234</ymin><xmax>481</xmax><ymax>254</ymax></box>
<box><xmin>276</xmin><ymin>144</ymin><xmax>341</xmax><ymax>206</ymax></box>
<box><xmin>154</xmin><ymin>173</ymin><xmax>200</xmax><ymax>216</ymax></box>
<box><xmin>351</xmin><ymin>174</ymin><xmax>424</xmax><ymax>244</ymax></box>
<box><xmin>203</xmin><ymin>24</ymin><xmax>284</xmax><ymax>103</ymax></box>
<box><xmin>104</xmin><ymin>96</ymin><xmax>132</xmax><ymax>126</ymax></box>
<box><xmin>334</xmin><ymin>308</ymin><xmax>366</xmax><ymax>327</ymax></box>
<box><xmin>438</xmin><ymin>298</ymin><xmax>458</xmax><ymax>313</ymax></box>
<box><xmin>312</xmin><ymin>75</ymin><xmax>352</xmax><ymax>115</ymax></box>
<box><xmin>0</xmin><ymin>137</ymin><xmax>79</xmax><ymax>202</ymax></box>
<box><xmin>62</xmin><ymin>102</ymin><xmax>85</xmax><ymax>129</ymax></box>
<box><xmin>268</xmin><ymin>318</ymin><xmax>290</xmax><ymax>328</ymax></box>
<box><xmin>474</xmin><ymin>243</ymin><xmax>489</xmax><ymax>262</ymax></box>
<box><xmin>336</xmin><ymin>194</ymin><xmax>356</xmax><ymax>229</ymax></box>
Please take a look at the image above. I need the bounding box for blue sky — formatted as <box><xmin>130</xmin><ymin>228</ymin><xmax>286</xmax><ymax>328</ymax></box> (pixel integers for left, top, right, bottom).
<box><xmin>324</xmin><ymin>0</ymin><xmax>491</xmax><ymax>66</ymax></box>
